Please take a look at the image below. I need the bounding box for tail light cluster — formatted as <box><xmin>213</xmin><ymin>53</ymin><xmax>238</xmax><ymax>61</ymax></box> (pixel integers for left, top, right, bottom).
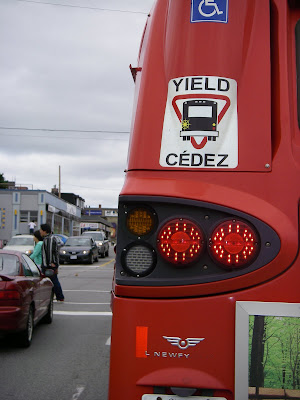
<box><xmin>0</xmin><ymin>290</ymin><xmax>21</xmax><ymax>300</ymax></box>
<box><xmin>117</xmin><ymin>197</ymin><xmax>280</xmax><ymax>285</ymax></box>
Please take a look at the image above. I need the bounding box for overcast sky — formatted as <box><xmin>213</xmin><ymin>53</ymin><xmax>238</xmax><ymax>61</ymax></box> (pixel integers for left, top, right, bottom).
<box><xmin>0</xmin><ymin>0</ymin><xmax>155</xmax><ymax>208</ymax></box>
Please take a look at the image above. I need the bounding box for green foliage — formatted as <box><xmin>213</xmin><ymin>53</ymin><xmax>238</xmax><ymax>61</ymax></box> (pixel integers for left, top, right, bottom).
<box><xmin>249</xmin><ymin>315</ymin><xmax>300</xmax><ymax>390</ymax></box>
<box><xmin>0</xmin><ymin>173</ymin><xmax>8</xmax><ymax>188</ymax></box>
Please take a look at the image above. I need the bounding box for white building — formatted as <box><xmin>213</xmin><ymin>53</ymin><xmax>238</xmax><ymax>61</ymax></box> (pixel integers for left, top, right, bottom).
<box><xmin>0</xmin><ymin>189</ymin><xmax>82</xmax><ymax>243</ymax></box>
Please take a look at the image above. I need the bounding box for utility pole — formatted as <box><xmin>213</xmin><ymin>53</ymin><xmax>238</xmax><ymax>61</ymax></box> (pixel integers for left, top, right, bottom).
<box><xmin>59</xmin><ymin>165</ymin><xmax>61</xmax><ymax>198</ymax></box>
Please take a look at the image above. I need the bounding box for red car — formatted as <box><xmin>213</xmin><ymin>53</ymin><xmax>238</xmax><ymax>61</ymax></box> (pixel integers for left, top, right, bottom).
<box><xmin>0</xmin><ymin>249</ymin><xmax>54</xmax><ymax>347</ymax></box>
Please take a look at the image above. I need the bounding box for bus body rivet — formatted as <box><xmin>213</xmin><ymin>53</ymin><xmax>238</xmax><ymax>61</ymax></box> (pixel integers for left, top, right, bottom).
<box><xmin>265</xmin><ymin>163</ymin><xmax>270</xmax><ymax>168</ymax></box>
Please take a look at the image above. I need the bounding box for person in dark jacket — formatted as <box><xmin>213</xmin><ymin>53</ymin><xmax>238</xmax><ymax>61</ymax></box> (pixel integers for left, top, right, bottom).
<box><xmin>40</xmin><ymin>223</ymin><xmax>64</xmax><ymax>302</ymax></box>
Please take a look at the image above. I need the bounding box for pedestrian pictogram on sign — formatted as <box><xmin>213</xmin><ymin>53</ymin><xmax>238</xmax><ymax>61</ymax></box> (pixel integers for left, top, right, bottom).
<box><xmin>191</xmin><ymin>0</ymin><xmax>228</xmax><ymax>24</ymax></box>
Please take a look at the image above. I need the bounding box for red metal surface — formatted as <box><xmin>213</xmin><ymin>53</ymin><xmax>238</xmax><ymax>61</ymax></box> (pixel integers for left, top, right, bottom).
<box><xmin>109</xmin><ymin>270</ymin><xmax>299</xmax><ymax>399</ymax></box>
<box><xmin>109</xmin><ymin>0</ymin><xmax>300</xmax><ymax>399</ymax></box>
<box><xmin>127</xmin><ymin>0</ymin><xmax>272</xmax><ymax>172</ymax></box>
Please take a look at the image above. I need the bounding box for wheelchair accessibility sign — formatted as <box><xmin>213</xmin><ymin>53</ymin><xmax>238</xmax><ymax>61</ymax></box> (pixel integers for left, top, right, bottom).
<box><xmin>191</xmin><ymin>0</ymin><xmax>228</xmax><ymax>23</ymax></box>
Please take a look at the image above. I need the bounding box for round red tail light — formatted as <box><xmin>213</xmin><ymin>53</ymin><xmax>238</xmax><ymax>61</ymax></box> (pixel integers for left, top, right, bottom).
<box><xmin>210</xmin><ymin>220</ymin><xmax>259</xmax><ymax>268</ymax></box>
<box><xmin>157</xmin><ymin>218</ymin><xmax>204</xmax><ymax>265</ymax></box>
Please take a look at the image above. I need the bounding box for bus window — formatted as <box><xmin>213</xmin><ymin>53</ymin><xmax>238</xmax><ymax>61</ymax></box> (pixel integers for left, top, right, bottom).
<box><xmin>188</xmin><ymin>105</ymin><xmax>213</xmax><ymax>118</ymax></box>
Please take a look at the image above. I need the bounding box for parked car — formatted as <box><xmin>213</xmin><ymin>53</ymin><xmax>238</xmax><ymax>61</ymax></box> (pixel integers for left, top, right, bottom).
<box><xmin>53</xmin><ymin>234</ymin><xmax>68</xmax><ymax>248</ymax></box>
<box><xmin>0</xmin><ymin>249</ymin><xmax>54</xmax><ymax>347</ymax></box>
<box><xmin>4</xmin><ymin>235</ymin><xmax>35</xmax><ymax>256</ymax></box>
<box><xmin>59</xmin><ymin>236</ymin><xmax>98</xmax><ymax>264</ymax></box>
<box><xmin>53</xmin><ymin>234</ymin><xmax>68</xmax><ymax>244</ymax></box>
<box><xmin>81</xmin><ymin>231</ymin><xmax>109</xmax><ymax>258</ymax></box>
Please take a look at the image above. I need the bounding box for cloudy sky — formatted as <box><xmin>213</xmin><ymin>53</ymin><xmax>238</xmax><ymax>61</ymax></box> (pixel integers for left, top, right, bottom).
<box><xmin>0</xmin><ymin>0</ymin><xmax>155</xmax><ymax>208</ymax></box>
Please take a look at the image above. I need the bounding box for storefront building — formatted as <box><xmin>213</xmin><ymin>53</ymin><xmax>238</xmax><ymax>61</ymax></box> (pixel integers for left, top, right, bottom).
<box><xmin>0</xmin><ymin>189</ymin><xmax>82</xmax><ymax>243</ymax></box>
<box><xmin>82</xmin><ymin>207</ymin><xmax>117</xmax><ymax>239</ymax></box>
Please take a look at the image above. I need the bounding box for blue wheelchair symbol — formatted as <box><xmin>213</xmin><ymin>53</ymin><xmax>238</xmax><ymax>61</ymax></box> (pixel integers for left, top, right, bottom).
<box><xmin>191</xmin><ymin>0</ymin><xmax>228</xmax><ymax>23</ymax></box>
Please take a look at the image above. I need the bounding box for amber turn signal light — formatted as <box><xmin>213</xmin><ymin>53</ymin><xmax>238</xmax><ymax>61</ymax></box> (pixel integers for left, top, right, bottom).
<box><xmin>126</xmin><ymin>207</ymin><xmax>155</xmax><ymax>236</ymax></box>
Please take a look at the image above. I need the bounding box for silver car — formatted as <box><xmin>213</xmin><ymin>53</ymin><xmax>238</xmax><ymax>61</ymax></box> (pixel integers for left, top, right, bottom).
<box><xmin>81</xmin><ymin>231</ymin><xmax>109</xmax><ymax>258</ymax></box>
<box><xmin>4</xmin><ymin>235</ymin><xmax>35</xmax><ymax>256</ymax></box>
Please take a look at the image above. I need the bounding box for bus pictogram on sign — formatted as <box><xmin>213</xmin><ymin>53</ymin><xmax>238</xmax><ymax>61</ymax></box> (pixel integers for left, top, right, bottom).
<box><xmin>181</xmin><ymin>100</ymin><xmax>218</xmax><ymax>141</ymax></box>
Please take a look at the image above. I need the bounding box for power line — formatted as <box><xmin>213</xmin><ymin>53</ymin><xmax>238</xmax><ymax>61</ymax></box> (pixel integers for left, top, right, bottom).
<box><xmin>15</xmin><ymin>0</ymin><xmax>149</xmax><ymax>14</ymax></box>
<box><xmin>0</xmin><ymin>126</ymin><xmax>130</xmax><ymax>134</ymax></box>
<box><xmin>0</xmin><ymin>126</ymin><xmax>130</xmax><ymax>141</ymax></box>
<box><xmin>66</xmin><ymin>183</ymin><xmax>120</xmax><ymax>191</ymax></box>
<box><xmin>0</xmin><ymin>132</ymin><xmax>129</xmax><ymax>141</ymax></box>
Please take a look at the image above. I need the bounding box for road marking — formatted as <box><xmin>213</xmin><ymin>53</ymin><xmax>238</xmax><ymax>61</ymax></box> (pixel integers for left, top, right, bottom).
<box><xmin>100</xmin><ymin>259</ymin><xmax>114</xmax><ymax>267</ymax></box>
<box><xmin>60</xmin><ymin>266</ymin><xmax>102</xmax><ymax>269</ymax></box>
<box><xmin>55</xmin><ymin>301</ymin><xmax>110</xmax><ymax>305</ymax></box>
<box><xmin>105</xmin><ymin>337</ymin><xmax>111</xmax><ymax>346</ymax></box>
<box><xmin>62</xmin><ymin>290</ymin><xmax>110</xmax><ymax>293</ymax></box>
<box><xmin>60</xmin><ymin>259</ymin><xmax>114</xmax><ymax>268</ymax></box>
<box><xmin>72</xmin><ymin>386</ymin><xmax>85</xmax><ymax>400</ymax></box>
<box><xmin>60</xmin><ymin>265</ymin><xmax>99</xmax><ymax>268</ymax></box>
<box><xmin>54</xmin><ymin>311</ymin><xmax>112</xmax><ymax>316</ymax></box>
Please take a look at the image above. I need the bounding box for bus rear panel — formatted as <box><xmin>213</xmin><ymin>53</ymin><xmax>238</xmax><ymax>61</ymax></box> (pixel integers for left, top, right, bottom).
<box><xmin>108</xmin><ymin>1</ymin><xmax>300</xmax><ymax>399</ymax></box>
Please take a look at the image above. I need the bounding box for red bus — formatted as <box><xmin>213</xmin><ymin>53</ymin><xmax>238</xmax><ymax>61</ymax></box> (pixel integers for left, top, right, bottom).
<box><xmin>109</xmin><ymin>1</ymin><xmax>300</xmax><ymax>399</ymax></box>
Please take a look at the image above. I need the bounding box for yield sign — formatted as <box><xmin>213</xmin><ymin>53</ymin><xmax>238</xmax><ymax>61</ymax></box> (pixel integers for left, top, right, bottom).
<box><xmin>159</xmin><ymin>75</ymin><xmax>238</xmax><ymax>169</ymax></box>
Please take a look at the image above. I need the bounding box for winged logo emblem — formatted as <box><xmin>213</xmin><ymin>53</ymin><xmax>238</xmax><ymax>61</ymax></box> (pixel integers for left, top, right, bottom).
<box><xmin>163</xmin><ymin>336</ymin><xmax>205</xmax><ymax>350</ymax></box>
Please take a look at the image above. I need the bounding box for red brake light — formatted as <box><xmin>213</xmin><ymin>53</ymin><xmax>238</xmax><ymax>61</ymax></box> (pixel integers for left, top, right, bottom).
<box><xmin>210</xmin><ymin>220</ymin><xmax>259</xmax><ymax>268</ymax></box>
<box><xmin>0</xmin><ymin>290</ymin><xmax>21</xmax><ymax>300</ymax></box>
<box><xmin>157</xmin><ymin>218</ymin><xmax>204</xmax><ymax>265</ymax></box>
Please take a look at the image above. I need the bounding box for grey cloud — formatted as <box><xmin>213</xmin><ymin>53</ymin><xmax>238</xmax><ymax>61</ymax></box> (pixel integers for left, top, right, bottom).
<box><xmin>0</xmin><ymin>0</ymin><xmax>155</xmax><ymax>206</ymax></box>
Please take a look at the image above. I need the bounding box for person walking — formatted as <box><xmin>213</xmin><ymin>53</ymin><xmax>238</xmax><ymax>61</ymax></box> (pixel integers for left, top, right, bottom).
<box><xmin>30</xmin><ymin>230</ymin><xmax>43</xmax><ymax>267</ymax></box>
<box><xmin>28</xmin><ymin>220</ymin><xmax>36</xmax><ymax>235</ymax></box>
<box><xmin>40</xmin><ymin>223</ymin><xmax>64</xmax><ymax>302</ymax></box>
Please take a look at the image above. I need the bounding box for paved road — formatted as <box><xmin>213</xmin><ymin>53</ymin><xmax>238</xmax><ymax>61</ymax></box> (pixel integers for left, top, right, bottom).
<box><xmin>0</xmin><ymin>252</ymin><xmax>114</xmax><ymax>400</ymax></box>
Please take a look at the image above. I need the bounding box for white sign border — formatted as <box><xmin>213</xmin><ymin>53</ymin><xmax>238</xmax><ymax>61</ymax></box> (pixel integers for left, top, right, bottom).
<box><xmin>159</xmin><ymin>75</ymin><xmax>238</xmax><ymax>169</ymax></box>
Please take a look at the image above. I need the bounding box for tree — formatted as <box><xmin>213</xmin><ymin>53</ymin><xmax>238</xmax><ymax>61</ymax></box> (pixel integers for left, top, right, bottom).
<box><xmin>249</xmin><ymin>315</ymin><xmax>300</xmax><ymax>391</ymax></box>
<box><xmin>249</xmin><ymin>315</ymin><xmax>266</xmax><ymax>388</ymax></box>
<box><xmin>0</xmin><ymin>173</ymin><xmax>9</xmax><ymax>189</ymax></box>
